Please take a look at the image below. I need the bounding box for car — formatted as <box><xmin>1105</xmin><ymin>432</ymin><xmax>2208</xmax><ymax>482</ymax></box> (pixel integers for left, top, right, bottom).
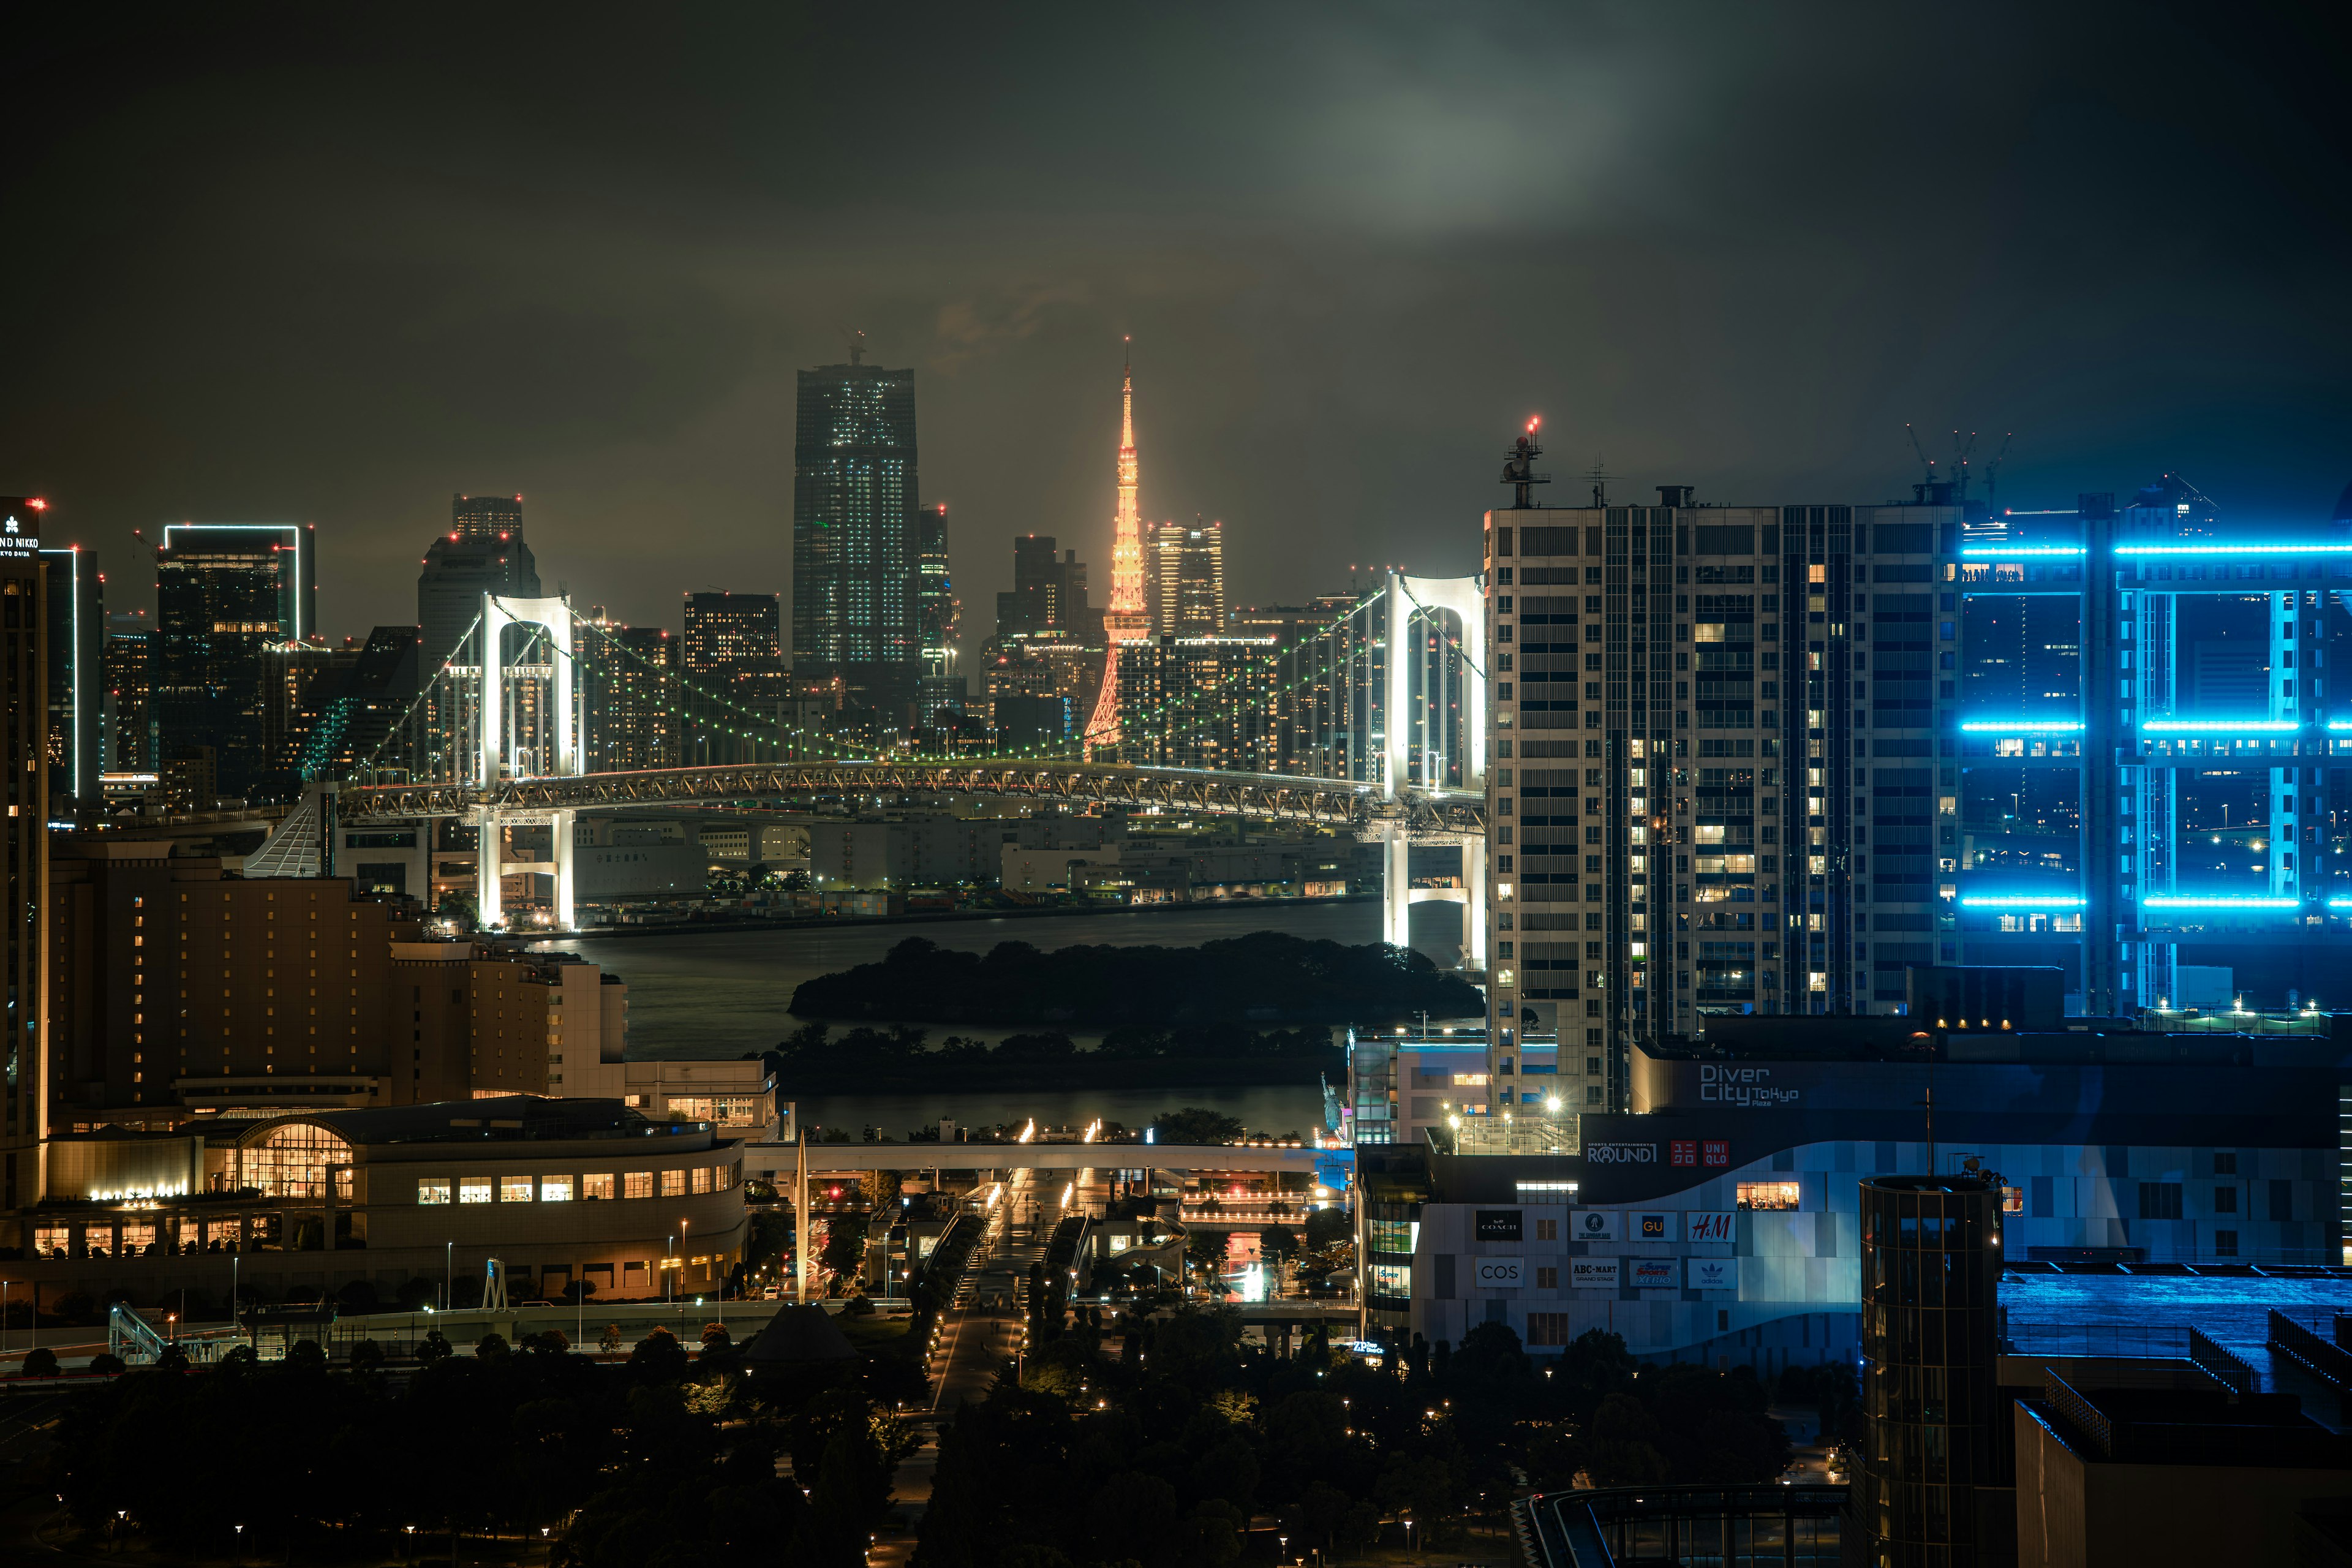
<box><xmin>514</xmin><ymin>1299</ymin><xmax>556</xmax><ymax>1308</ymax></box>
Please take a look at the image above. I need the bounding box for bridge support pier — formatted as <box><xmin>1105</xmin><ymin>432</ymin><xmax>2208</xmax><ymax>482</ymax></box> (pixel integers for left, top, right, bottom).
<box><xmin>1461</xmin><ymin>835</ymin><xmax>1487</xmax><ymax>971</ymax></box>
<box><xmin>1382</xmin><ymin>836</ymin><xmax>1411</xmax><ymax>949</ymax></box>
<box><xmin>477</xmin><ymin>805</ymin><xmax>503</xmax><ymax>930</ymax></box>
<box><xmin>553</xmin><ymin>809</ymin><xmax>576</xmax><ymax>931</ymax></box>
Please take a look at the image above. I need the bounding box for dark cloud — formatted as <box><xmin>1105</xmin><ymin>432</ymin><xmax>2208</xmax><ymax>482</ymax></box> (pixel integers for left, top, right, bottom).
<box><xmin>4</xmin><ymin>3</ymin><xmax>2348</xmax><ymax>639</ymax></box>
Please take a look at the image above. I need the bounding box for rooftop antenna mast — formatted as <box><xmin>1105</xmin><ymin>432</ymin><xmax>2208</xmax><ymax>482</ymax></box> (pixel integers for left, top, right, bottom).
<box><xmin>1499</xmin><ymin>417</ymin><xmax>1550</xmax><ymax>509</ymax></box>
<box><xmin>847</xmin><ymin>328</ymin><xmax>866</xmax><ymax>367</ymax></box>
<box><xmin>1586</xmin><ymin>453</ymin><xmax>1615</xmax><ymax>508</ymax></box>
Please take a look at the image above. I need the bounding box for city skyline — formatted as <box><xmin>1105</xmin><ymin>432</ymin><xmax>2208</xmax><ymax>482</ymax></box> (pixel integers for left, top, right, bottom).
<box><xmin>7</xmin><ymin>9</ymin><xmax>2349</xmax><ymax>651</ymax></box>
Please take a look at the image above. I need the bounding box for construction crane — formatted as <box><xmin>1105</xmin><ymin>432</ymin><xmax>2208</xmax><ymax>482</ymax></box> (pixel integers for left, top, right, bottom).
<box><xmin>1904</xmin><ymin>424</ymin><xmax>1939</xmax><ymax>488</ymax></box>
<box><xmin>1950</xmin><ymin>430</ymin><xmax>1980</xmax><ymax>505</ymax></box>
<box><xmin>1981</xmin><ymin>432</ymin><xmax>2015</xmax><ymax>513</ymax></box>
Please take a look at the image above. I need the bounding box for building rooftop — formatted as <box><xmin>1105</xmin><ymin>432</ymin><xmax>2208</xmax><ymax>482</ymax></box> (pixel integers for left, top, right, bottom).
<box><xmin>2024</xmin><ymin>1376</ymin><xmax>2352</xmax><ymax>1469</ymax></box>
<box><xmin>203</xmin><ymin>1096</ymin><xmax>694</xmax><ymax>1147</ymax></box>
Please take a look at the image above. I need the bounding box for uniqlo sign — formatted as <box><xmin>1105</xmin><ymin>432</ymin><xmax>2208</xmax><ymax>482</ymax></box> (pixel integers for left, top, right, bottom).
<box><xmin>1702</xmin><ymin>1140</ymin><xmax>1730</xmax><ymax>1167</ymax></box>
<box><xmin>1670</xmin><ymin>1139</ymin><xmax>1698</xmax><ymax>1167</ymax></box>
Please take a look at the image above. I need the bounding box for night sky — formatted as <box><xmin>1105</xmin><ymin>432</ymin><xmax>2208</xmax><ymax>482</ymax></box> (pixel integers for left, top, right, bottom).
<box><xmin>6</xmin><ymin>6</ymin><xmax>2348</xmax><ymax>646</ymax></box>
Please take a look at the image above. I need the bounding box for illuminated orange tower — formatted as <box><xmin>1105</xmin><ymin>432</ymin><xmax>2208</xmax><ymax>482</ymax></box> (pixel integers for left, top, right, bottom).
<box><xmin>1086</xmin><ymin>339</ymin><xmax>1150</xmax><ymax>750</ymax></box>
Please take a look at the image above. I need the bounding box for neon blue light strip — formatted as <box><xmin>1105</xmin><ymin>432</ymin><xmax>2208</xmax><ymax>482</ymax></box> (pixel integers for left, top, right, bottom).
<box><xmin>2115</xmin><ymin>543</ymin><xmax>2352</xmax><ymax>556</ymax></box>
<box><xmin>2143</xmin><ymin>895</ymin><xmax>2299</xmax><ymax>910</ymax></box>
<box><xmin>1959</xmin><ymin>719</ymin><xmax>2083</xmax><ymax>733</ymax></box>
<box><xmin>1959</xmin><ymin>896</ymin><xmax>2087</xmax><ymax>909</ymax></box>
<box><xmin>2140</xmin><ymin>719</ymin><xmax>2299</xmax><ymax>734</ymax></box>
<box><xmin>2328</xmin><ymin>899</ymin><xmax>2352</xmax><ymax>911</ymax></box>
<box><xmin>1959</xmin><ymin>546</ymin><xmax>2086</xmax><ymax>559</ymax></box>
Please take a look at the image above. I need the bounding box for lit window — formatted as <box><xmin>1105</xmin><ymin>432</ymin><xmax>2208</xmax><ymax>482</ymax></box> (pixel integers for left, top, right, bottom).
<box><xmin>459</xmin><ymin>1177</ymin><xmax>493</xmax><ymax>1205</ymax></box>
<box><xmin>661</xmin><ymin>1169</ymin><xmax>687</xmax><ymax>1197</ymax></box>
<box><xmin>1452</xmin><ymin>1072</ymin><xmax>1489</xmax><ymax>1087</ymax></box>
<box><xmin>624</xmin><ymin>1171</ymin><xmax>653</xmax><ymax>1199</ymax></box>
<box><xmin>1369</xmin><ymin>1263</ymin><xmax>1412</xmax><ymax>1298</ymax></box>
<box><xmin>500</xmin><ymin>1175</ymin><xmax>533</xmax><ymax>1203</ymax></box>
<box><xmin>241</xmin><ymin>1121</ymin><xmax>355</xmax><ymax>1200</ymax></box>
<box><xmin>1737</xmin><ymin>1181</ymin><xmax>1801</xmax><ymax>1210</ymax></box>
<box><xmin>584</xmin><ymin>1172</ymin><xmax>616</xmax><ymax>1200</ymax></box>
<box><xmin>418</xmin><ymin>1177</ymin><xmax>451</xmax><ymax>1205</ymax></box>
<box><xmin>542</xmin><ymin>1175</ymin><xmax>575</xmax><ymax>1202</ymax></box>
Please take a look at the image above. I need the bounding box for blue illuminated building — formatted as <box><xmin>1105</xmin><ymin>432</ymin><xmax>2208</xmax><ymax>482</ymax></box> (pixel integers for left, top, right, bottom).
<box><xmin>1957</xmin><ymin>474</ymin><xmax>2352</xmax><ymax>1012</ymax></box>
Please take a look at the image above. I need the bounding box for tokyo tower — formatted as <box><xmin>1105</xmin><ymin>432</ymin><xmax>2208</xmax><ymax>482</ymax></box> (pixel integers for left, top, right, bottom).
<box><xmin>1085</xmin><ymin>339</ymin><xmax>1150</xmax><ymax>751</ymax></box>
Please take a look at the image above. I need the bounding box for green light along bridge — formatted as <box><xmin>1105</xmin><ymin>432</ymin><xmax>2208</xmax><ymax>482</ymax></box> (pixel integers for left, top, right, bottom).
<box><xmin>251</xmin><ymin>576</ymin><xmax>1492</xmax><ymax>960</ymax></box>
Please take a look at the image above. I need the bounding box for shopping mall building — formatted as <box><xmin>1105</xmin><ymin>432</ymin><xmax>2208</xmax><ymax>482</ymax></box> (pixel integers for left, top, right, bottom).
<box><xmin>21</xmin><ymin>1096</ymin><xmax>750</xmax><ymax>1306</ymax></box>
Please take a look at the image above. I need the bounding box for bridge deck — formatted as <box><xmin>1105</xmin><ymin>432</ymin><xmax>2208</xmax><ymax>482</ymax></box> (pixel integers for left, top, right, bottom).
<box><xmin>336</xmin><ymin>761</ymin><xmax>1484</xmax><ymax>836</ymax></box>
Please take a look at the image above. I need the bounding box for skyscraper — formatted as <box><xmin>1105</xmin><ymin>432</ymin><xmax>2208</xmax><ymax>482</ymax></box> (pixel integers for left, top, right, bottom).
<box><xmin>682</xmin><ymin>592</ymin><xmax>783</xmax><ymax>764</ymax></box>
<box><xmin>584</xmin><ymin>620</ymin><xmax>681</xmax><ymax>772</ymax></box>
<box><xmin>39</xmin><ymin>544</ymin><xmax>100</xmax><ymax>816</ymax></box>
<box><xmin>1147</xmin><ymin>516</ymin><xmax>1226</xmax><ymax>638</ymax></box>
<box><xmin>102</xmin><ymin>613</ymin><xmax>152</xmax><ymax>773</ymax></box>
<box><xmin>1482</xmin><ymin>456</ymin><xmax>1959</xmax><ymax>1114</ymax></box>
<box><xmin>0</xmin><ymin>497</ymin><xmax>46</xmax><ymax>1208</ymax></box>
<box><xmin>994</xmin><ymin>536</ymin><xmax>1097</xmax><ymax>641</ymax></box>
<box><xmin>793</xmin><ymin>349</ymin><xmax>920</xmax><ymax>716</ymax></box>
<box><xmin>1115</xmin><ymin>635</ymin><xmax>1281</xmax><ymax>771</ymax></box>
<box><xmin>1085</xmin><ymin>342</ymin><xmax>1152</xmax><ymax>748</ymax></box>
<box><xmin>152</xmin><ymin>522</ymin><xmax>316</xmax><ymax>800</ymax></box>
<box><xmin>418</xmin><ymin>494</ymin><xmax>540</xmax><ymax>673</ymax></box>
<box><xmin>915</xmin><ymin>502</ymin><xmax>964</xmax><ymax>725</ymax></box>
<box><xmin>306</xmin><ymin>625</ymin><xmax>421</xmax><ymax>781</ymax></box>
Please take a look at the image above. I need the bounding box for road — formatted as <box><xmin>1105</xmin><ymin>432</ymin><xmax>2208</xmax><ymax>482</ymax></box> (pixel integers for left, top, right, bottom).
<box><xmin>880</xmin><ymin>1164</ymin><xmax>1110</xmax><ymax>1564</ymax></box>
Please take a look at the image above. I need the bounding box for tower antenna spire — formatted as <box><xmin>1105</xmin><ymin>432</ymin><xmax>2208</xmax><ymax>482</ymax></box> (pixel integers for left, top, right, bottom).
<box><xmin>1087</xmin><ymin>337</ymin><xmax>1150</xmax><ymax>753</ymax></box>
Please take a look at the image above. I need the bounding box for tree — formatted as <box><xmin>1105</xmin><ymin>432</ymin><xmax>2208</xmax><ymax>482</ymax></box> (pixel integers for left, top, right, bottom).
<box><xmin>1578</xmin><ymin>1392</ymin><xmax>1670</xmax><ymax>1487</ymax></box>
<box><xmin>1261</xmin><ymin>1224</ymin><xmax>1300</xmax><ymax>1265</ymax></box>
<box><xmin>998</xmin><ymin>1030</ymin><xmax>1077</xmax><ymax>1060</ymax></box>
<box><xmin>417</xmin><ymin>1330</ymin><xmax>453</xmax><ymax>1366</ymax></box>
<box><xmin>285</xmin><ymin>1338</ymin><xmax>327</xmax><ymax>1372</ymax></box>
<box><xmin>347</xmin><ymin>1338</ymin><xmax>386</xmax><ymax>1370</ymax></box>
<box><xmin>821</xmin><ymin>1214</ymin><xmax>871</xmax><ymax>1287</ymax></box>
<box><xmin>1152</xmin><ymin>1107</ymin><xmax>1245</xmax><ymax>1145</ymax></box>
<box><xmin>20</xmin><ymin>1347</ymin><xmax>58</xmax><ymax>1376</ymax></box>
<box><xmin>1303</xmin><ymin>1205</ymin><xmax>1352</xmax><ymax>1251</ymax></box>
<box><xmin>88</xmin><ymin>1352</ymin><xmax>126</xmax><ymax>1376</ymax></box>
<box><xmin>628</xmin><ymin>1328</ymin><xmax>690</xmax><ymax>1382</ymax></box>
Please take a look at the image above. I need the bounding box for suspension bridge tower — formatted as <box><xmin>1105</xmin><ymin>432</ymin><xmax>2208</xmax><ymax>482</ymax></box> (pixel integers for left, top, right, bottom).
<box><xmin>1086</xmin><ymin>340</ymin><xmax>1152</xmax><ymax>753</ymax></box>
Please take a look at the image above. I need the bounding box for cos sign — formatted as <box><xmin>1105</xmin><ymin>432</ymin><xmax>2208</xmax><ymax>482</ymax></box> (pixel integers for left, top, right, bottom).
<box><xmin>1474</xmin><ymin>1257</ymin><xmax>1524</xmax><ymax>1288</ymax></box>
